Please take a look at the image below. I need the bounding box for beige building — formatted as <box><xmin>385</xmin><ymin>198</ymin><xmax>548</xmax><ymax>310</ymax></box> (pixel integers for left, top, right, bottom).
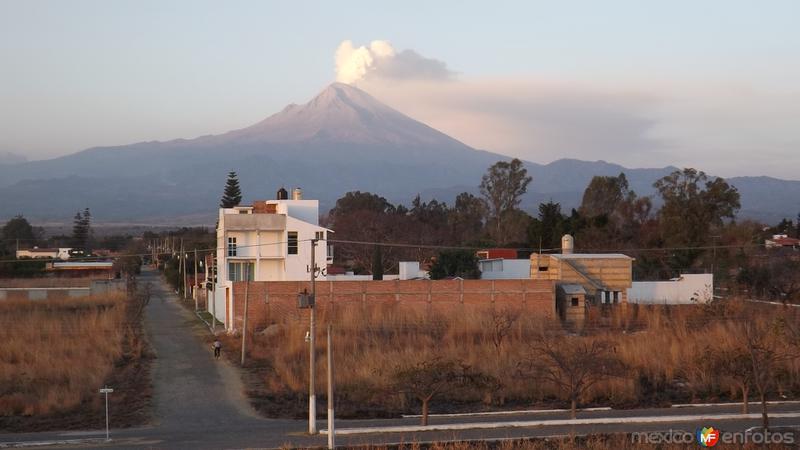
<box><xmin>530</xmin><ymin>235</ymin><xmax>634</xmax><ymax>309</ymax></box>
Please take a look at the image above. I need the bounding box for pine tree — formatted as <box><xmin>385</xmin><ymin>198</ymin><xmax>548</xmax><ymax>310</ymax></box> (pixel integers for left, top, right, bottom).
<box><xmin>71</xmin><ymin>208</ymin><xmax>92</xmax><ymax>250</ymax></box>
<box><xmin>220</xmin><ymin>171</ymin><xmax>243</xmax><ymax>208</ymax></box>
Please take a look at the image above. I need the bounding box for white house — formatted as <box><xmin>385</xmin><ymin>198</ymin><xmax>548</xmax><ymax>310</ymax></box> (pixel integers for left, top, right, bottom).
<box><xmin>16</xmin><ymin>247</ymin><xmax>73</xmax><ymax>260</ymax></box>
<box><xmin>627</xmin><ymin>273</ymin><xmax>714</xmax><ymax>305</ymax></box>
<box><xmin>211</xmin><ymin>187</ymin><xmax>332</xmax><ymax>329</ymax></box>
<box><xmin>479</xmin><ymin>258</ymin><xmax>531</xmax><ymax>279</ymax></box>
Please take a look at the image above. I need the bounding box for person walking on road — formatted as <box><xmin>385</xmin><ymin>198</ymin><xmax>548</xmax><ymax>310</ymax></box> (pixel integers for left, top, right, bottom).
<box><xmin>213</xmin><ymin>338</ymin><xmax>222</xmax><ymax>359</ymax></box>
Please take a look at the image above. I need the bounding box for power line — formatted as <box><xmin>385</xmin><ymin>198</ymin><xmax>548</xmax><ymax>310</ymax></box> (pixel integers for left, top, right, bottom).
<box><xmin>0</xmin><ymin>236</ymin><xmax>781</xmax><ymax>266</ymax></box>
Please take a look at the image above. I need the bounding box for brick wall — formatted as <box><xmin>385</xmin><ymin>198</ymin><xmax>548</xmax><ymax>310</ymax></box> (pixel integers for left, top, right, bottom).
<box><xmin>230</xmin><ymin>279</ymin><xmax>555</xmax><ymax>331</ymax></box>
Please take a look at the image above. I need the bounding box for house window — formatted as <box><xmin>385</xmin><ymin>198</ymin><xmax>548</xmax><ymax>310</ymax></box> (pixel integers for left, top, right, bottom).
<box><xmin>227</xmin><ymin>237</ymin><xmax>237</xmax><ymax>257</ymax></box>
<box><xmin>571</xmin><ymin>297</ymin><xmax>579</xmax><ymax>307</ymax></box>
<box><xmin>613</xmin><ymin>291</ymin><xmax>620</xmax><ymax>304</ymax></box>
<box><xmin>538</xmin><ymin>266</ymin><xmax>549</xmax><ymax>272</ymax></box>
<box><xmin>287</xmin><ymin>231</ymin><xmax>298</xmax><ymax>255</ymax></box>
<box><xmin>228</xmin><ymin>262</ymin><xmax>254</xmax><ymax>282</ymax></box>
<box><xmin>315</xmin><ymin>231</ymin><xmax>325</xmax><ymax>241</ymax></box>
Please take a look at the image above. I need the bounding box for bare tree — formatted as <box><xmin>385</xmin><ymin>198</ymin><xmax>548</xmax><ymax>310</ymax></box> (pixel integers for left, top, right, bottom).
<box><xmin>485</xmin><ymin>306</ymin><xmax>520</xmax><ymax>350</ymax></box>
<box><xmin>740</xmin><ymin>317</ymin><xmax>797</xmax><ymax>430</ymax></box>
<box><xmin>388</xmin><ymin>357</ymin><xmax>495</xmax><ymax>426</ymax></box>
<box><xmin>710</xmin><ymin>345</ymin><xmax>754</xmax><ymax>413</ymax></box>
<box><xmin>519</xmin><ymin>333</ymin><xmax>625</xmax><ymax>419</ymax></box>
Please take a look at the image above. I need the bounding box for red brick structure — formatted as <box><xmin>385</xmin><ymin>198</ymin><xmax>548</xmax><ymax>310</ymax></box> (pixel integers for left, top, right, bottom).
<box><xmin>227</xmin><ymin>279</ymin><xmax>556</xmax><ymax>331</ymax></box>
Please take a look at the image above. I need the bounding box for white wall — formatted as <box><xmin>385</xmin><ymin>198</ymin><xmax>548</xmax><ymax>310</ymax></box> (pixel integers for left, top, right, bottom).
<box><xmin>327</xmin><ymin>274</ymin><xmax>400</xmax><ymax>281</ymax></box>
<box><xmin>627</xmin><ymin>274</ymin><xmax>714</xmax><ymax>305</ymax></box>
<box><xmin>479</xmin><ymin>259</ymin><xmax>532</xmax><ymax>280</ymax></box>
<box><xmin>284</xmin><ymin>216</ymin><xmax>328</xmax><ymax>281</ymax></box>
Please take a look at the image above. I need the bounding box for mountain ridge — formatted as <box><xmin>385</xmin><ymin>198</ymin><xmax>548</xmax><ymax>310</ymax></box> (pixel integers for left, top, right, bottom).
<box><xmin>0</xmin><ymin>83</ymin><xmax>797</xmax><ymax>223</ymax></box>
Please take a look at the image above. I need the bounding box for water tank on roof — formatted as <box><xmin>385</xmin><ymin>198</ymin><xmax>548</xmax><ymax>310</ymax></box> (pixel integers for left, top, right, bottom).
<box><xmin>292</xmin><ymin>187</ymin><xmax>303</xmax><ymax>200</ymax></box>
<box><xmin>276</xmin><ymin>187</ymin><xmax>288</xmax><ymax>200</ymax></box>
<box><xmin>561</xmin><ymin>234</ymin><xmax>574</xmax><ymax>255</ymax></box>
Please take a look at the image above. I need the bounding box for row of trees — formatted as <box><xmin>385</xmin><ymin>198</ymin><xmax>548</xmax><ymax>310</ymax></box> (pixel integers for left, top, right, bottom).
<box><xmin>328</xmin><ymin>159</ymin><xmax>745</xmax><ymax>281</ymax></box>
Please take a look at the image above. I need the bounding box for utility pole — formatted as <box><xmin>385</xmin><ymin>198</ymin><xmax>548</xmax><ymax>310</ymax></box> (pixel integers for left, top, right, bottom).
<box><xmin>327</xmin><ymin>324</ymin><xmax>335</xmax><ymax>449</ymax></box>
<box><xmin>181</xmin><ymin>239</ymin><xmax>187</xmax><ymax>300</ymax></box>
<box><xmin>309</xmin><ymin>238</ymin><xmax>318</xmax><ymax>434</ymax></box>
<box><xmin>194</xmin><ymin>248</ymin><xmax>199</xmax><ymax>311</ymax></box>
<box><xmin>211</xmin><ymin>254</ymin><xmax>217</xmax><ymax>331</ymax></box>
<box><xmin>240</xmin><ymin>268</ymin><xmax>250</xmax><ymax>366</ymax></box>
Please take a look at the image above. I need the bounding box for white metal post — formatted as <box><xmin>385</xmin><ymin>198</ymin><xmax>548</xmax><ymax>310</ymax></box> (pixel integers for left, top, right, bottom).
<box><xmin>327</xmin><ymin>324</ymin><xmax>335</xmax><ymax>449</ymax></box>
<box><xmin>309</xmin><ymin>238</ymin><xmax>317</xmax><ymax>434</ymax></box>
<box><xmin>99</xmin><ymin>386</ymin><xmax>113</xmax><ymax>441</ymax></box>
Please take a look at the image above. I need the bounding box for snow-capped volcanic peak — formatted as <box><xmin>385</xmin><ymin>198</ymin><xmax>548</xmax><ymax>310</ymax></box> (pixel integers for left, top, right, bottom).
<box><xmin>228</xmin><ymin>83</ymin><xmax>465</xmax><ymax>147</ymax></box>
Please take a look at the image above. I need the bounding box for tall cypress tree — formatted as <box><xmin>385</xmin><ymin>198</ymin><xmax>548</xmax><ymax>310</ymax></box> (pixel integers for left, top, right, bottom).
<box><xmin>71</xmin><ymin>208</ymin><xmax>91</xmax><ymax>250</ymax></box>
<box><xmin>371</xmin><ymin>244</ymin><xmax>384</xmax><ymax>280</ymax></box>
<box><xmin>220</xmin><ymin>171</ymin><xmax>243</xmax><ymax>208</ymax></box>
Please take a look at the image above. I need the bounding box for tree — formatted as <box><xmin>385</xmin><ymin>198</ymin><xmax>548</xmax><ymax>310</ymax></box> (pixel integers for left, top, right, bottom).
<box><xmin>71</xmin><ymin>208</ymin><xmax>92</xmax><ymax>250</ymax></box>
<box><xmin>527</xmin><ymin>201</ymin><xmax>566</xmax><ymax>251</ymax></box>
<box><xmin>710</xmin><ymin>344</ymin><xmax>754</xmax><ymax>414</ymax></box>
<box><xmin>738</xmin><ymin>316</ymin><xmax>797</xmax><ymax>430</ymax></box>
<box><xmin>480</xmin><ymin>159</ymin><xmax>532</xmax><ymax>243</ymax></box>
<box><xmin>448</xmin><ymin>192</ymin><xmax>488</xmax><ymax>244</ymax></box>
<box><xmin>329</xmin><ymin>191</ymin><xmax>395</xmax><ymax>217</ymax></box>
<box><xmin>328</xmin><ymin>191</ymin><xmax>403</xmax><ymax>274</ymax></box>
<box><xmin>2</xmin><ymin>215</ymin><xmax>38</xmax><ymax>251</ymax></box>
<box><xmin>428</xmin><ymin>249</ymin><xmax>480</xmax><ymax>280</ymax></box>
<box><xmin>653</xmin><ymin>168</ymin><xmax>740</xmax><ymax>268</ymax></box>
<box><xmin>388</xmin><ymin>357</ymin><xmax>494</xmax><ymax>426</ymax></box>
<box><xmin>220</xmin><ymin>171</ymin><xmax>243</xmax><ymax>208</ymax></box>
<box><xmin>371</xmin><ymin>245</ymin><xmax>384</xmax><ymax>280</ymax></box>
<box><xmin>579</xmin><ymin>173</ymin><xmax>631</xmax><ymax>218</ymax></box>
<box><xmin>519</xmin><ymin>333</ymin><xmax>625</xmax><ymax>419</ymax></box>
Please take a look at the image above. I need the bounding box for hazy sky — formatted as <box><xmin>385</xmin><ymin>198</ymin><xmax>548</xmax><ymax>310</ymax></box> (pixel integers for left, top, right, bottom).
<box><xmin>1</xmin><ymin>1</ymin><xmax>799</xmax><ymax>178</ymax></box>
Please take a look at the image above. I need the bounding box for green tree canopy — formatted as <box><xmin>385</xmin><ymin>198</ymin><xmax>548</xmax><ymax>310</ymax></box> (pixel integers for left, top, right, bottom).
<box><xmin>429</xmin><ymin>249</ymin><xmax>480</xmax><ymax>280</ymax></box>
<box><xmin>329</xmin><ymin>191</ymin><xmax>395</xmax><ymax>217</ymax></box>
<box><xmin>654</xmin><ymin>168</ymin><xmax>740</xmax><ymax>268</ymax></box>
<box><xmin>448</xmin><ymin>192</ymin><xmax>488</xmax><ymax>244</ymax></box>
<box><xmin>579</xmin><ymin>173</ymin><xmax>632</xmax><ymax>218</ymax></box>
<box><xmin>2</xmin><ymin>215</ymin><xmax>37</xmax><ymax>243</ymax></box>
<box><xmin>220</xmin><ymin>171</ymin><xmax>243</xmax><ymax>208</ymax></box>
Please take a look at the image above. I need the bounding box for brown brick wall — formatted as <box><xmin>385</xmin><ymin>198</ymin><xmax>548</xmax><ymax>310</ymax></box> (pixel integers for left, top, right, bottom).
<box><xmin>230</xmin><ymin>279</ymin><xmax>556</xmax><ymax>331</ymax></box>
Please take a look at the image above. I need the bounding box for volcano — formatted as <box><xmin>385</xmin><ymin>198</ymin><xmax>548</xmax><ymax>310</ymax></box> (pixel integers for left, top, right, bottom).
<box><xmin>0</xmin><ymin>83</ymin><xmax>797</xmax><ymax>223</ymax></box>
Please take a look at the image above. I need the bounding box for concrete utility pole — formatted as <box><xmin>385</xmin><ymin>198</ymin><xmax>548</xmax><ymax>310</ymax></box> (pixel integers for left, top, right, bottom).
<box><xmin>240</xmin><ymin>268</ymin><xmax>250</xmax><ymax>367</ymax></box>
<box><xmin>327</xmin><ymin>324</ymin><xmax>335</xmax><ymax>449</ymax></box>
<box><xmin>211</xmin><ymin>255</ymin><xmax>217</xmax><ymax>331</ymax></box>
<box><xmin>194</xmin><ymin>248</ymin><xmax>199</xmax><ymax>310</ymax></box>
<box><xmin>309</xmin><ymin>238</ymin><xmax>318</xmax><ymax>434</ymax></box>
<box><xmin>181</xmin><ymin>239</ymin><xmax>187</xmax><ymax>300</ymax></box>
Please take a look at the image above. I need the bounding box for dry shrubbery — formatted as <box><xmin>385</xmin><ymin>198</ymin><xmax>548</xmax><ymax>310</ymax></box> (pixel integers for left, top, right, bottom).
<box><xmin>0</xmin><ymin>287</ymin><xmax>151</xmax><ymax>428</ymax></box>
<box><xmin>235</xmin><ymin>300</ymin><xmax>800</xmax><ymax>420</ymax></box>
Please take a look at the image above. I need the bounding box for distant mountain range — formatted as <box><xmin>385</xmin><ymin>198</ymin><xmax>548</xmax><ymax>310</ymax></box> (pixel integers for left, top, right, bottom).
<box><xmin>0</xmin><ymin>83</ymin><xmax>797</xmax><ymax>224</ymax></box>
<box><xmin>0</xmin><ymin>151</ymin><xmax>27</xmax><ymax>165</ymax></box>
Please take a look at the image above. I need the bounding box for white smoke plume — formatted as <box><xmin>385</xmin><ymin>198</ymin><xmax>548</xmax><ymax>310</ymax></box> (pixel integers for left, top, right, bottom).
<box><xmin>334</xmin><ymin>40</ymin><xmax>452</xmax><ymax>84</ymax></box>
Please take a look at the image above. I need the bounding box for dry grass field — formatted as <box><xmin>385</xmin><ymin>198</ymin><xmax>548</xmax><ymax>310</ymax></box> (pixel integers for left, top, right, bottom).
<box><xmin>318</xmin><ymin>435</ymin><xmax>795</xmax><ymax>449</ymax></box>
<box><xmin>226</xmin><ymin>299</ymin><xmax>800</xmax><ymax>420</ymax></box>
<box><xmin>0</xmin><ymin>278</ymin><xmax>93</xmax><ymax>288</ymax></box>
<box><xmin>0</xmin><ymin>288</ymin><xmax>152</xmax><ymax>431</ymax></box>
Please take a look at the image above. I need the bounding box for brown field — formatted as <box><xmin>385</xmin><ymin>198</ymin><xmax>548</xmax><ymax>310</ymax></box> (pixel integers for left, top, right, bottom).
<box><xmin>0</xmin><ymin>278</ymin><xmax>93</xmax><ymax>288</ymax></box>
<box><xmin>314</xmin><ymin>434</ymin><xmax>795</xmax><ymax>449</ymax></box>
<box><xmin>223</xmin><ymin>299</ymin><xmax>800</xmax><ymax>419</ymax></box>
<box><xmin>0</xmin><ymin>290</ymin><xmax>152</xmax><ymax>431</ymax></box>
